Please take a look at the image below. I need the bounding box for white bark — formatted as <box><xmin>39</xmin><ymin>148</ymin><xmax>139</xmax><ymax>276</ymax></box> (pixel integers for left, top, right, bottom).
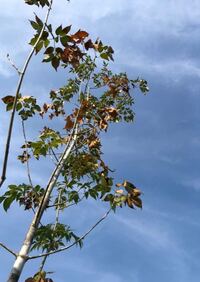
<box><xmin>7</xmin><ymin>132</ymin><xmax>77</xmax><ymax>282</ymax></box>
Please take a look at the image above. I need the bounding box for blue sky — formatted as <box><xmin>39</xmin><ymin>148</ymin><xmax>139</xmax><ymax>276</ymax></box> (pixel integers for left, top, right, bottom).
<box><xmin>1</xmin><ymin>0</ymin><xmax>200</xmax><ymax>281</ymax></box>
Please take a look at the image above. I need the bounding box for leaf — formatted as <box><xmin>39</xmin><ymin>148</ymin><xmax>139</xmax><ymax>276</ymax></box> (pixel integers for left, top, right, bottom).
<box><xmin>29</xmin><ymin>35</ymin><xmax>39</xmax><ymax>46</ymax></box>
<box><xmin>51</xmin><ymin>56</ymin><xmax>60</xmax><ymax>71</ymax></box>
<box><xmin>55</xmin><ymin>25</ymin><xmax>63</xmax><ymax>35</ymax></box>
<box><xmin>71</xmin><ymin>30</ymin><xmax>89</xmax><ymax>43</ymax></box>
<box><xmin>3</xmin><ymin>196</ymin><xmax>15</xmax><ymax>212</ymax></box>
<box><xmin>35</xmin><ymin>40</ymin><xmax>44</xmax><ymax>54</ymax></box>
<box><xmin>126</xmin><ymin>197</ymin><xmax>134</xmax><ymax>209</ymax></box>
<box><xmin>84</xmin><ymin>39</ymin><xmax>94</xmax><ymax>50</ymax></box>
<box><xmin>35</xmin><ymin>15</ymin><xmax>43</xmax><ymax>27</ymax></box>
<box><xmin>62</xmin><ymin>25</ymin><xmax>71</xmax><ymax>34</ymax></box>
<box><xmin>25</xmin><ymin>278</ymin><xmax>34</xmax><ymax>282</ymax></box>
<box><xmin>2</xmin><ymin>95</ymin><xmax>15</xmax><ymax>104</ymax></box>
<box><xmin>42</xmin><ymin>54</ymin><xmax>53</xmax><ymax>63</ymax></box>
<box><xmin>132</xmin><ymin>188</ymin><xmax>142</xmax><ymax>197</ymax></box>
<box><xmin>100</xmin><ymin>53</ymin><xmax>109</xmax><ymax>60</ymax></box>
<box><xmin>132</xmin><ymin>197</ymin><xmax>142</xmax><ymax>209</ymax></box>
<box><xmin>123</xmin><ymin>180</ymin><xmax>136</xmax><ymax>192</ymax></box>
<box><xmin>64</xmin><ymin>115</ymin><xmax>74</xmax><ymax>130</ymax></box>
<box><xmin>29</xmin><ymin>20</ymin><xmax>39</xmax><ymax>30</ymax></box>
<box><xmin>104</xmin><ymin>194</ymin><xmax>114</xmax><ymax>202</ymax></box>
<box><xmin>60</xmin><ymin>35</ymin><xmax>70</xmax><ymax>47</ymax></box>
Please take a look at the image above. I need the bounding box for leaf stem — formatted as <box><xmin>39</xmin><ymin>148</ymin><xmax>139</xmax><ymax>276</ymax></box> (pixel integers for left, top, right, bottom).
<box><xmin>28</xmin><ymin>208</ymin><xmax>111</xmax><ymax>260</ymax></box>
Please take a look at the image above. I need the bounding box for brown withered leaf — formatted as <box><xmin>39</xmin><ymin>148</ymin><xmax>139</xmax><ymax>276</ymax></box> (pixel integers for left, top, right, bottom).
<box><xmin>84</xmin><ymin>39</ymin><xmax>94</xmax><ymax>50</ymax></box>
<box><xmin>106</xmin><ymin>107</ymin><xmax>118</xmax><ymax>119</ymax></box>
<box><xmin>102</xmin><ymin>75</ymin><xmax>110</xmax><ymax>84</ymax></box>
<box><xmin>99</xmin><ymin>119</ymin><xmax>108</xmax><ymax>131</ymax></box>
<box><xmin>131</xmin><ymin>188</ymin><xmax>142</xmax><ymax>197</ymax></box>
<box><xmin>65</xmin><ymin>115</ymin><xmax>74</xmax><ymax>130</ymax></box>
<box><xmin>88</xmin><ymin>138</ymin><xmax>100</xmax><ymax>149</ymax></box>
<box><xmin>126</xmin><ymin>196</ymin><xmax>134</xmax><ymax>209</ymax></box>
<box><xmin>61</xmin><ymin>46</ymin><xmax>83</xmax><ymax>68</ymax></box>
<box><xmin>131</xmin><ymin>197</ymin><xmax>142</xmax><ymax>209</ymax></box>
<box><xmin>123</xmin><ymin>180</ymin><xmax>136</xmax><ymax>192</ymax></box>
<box><xmin>71</xmin><ymin>30</ymin><xmax>89</xmax><ymax>43</ymax></box>
<box><xmin>2</xmin><ymin>95</ymin><xmax>15</xmax><ymax>104</ymax></box>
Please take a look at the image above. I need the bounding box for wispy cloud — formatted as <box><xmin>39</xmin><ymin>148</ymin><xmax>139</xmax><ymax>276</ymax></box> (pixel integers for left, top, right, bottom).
<box><xmin>182</xmin><ymin>178</ymin><xmax>200</xmax><ymax>191</ymax></box>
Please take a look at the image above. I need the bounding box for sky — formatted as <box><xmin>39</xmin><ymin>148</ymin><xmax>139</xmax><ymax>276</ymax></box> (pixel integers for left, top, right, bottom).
<box><xmin>0</xmin><ymin>0</ymin><xmax>200</xmax><ymax>281</ymax></box>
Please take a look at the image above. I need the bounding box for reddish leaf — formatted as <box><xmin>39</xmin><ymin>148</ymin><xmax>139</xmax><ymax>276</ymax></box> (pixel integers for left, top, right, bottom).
<box><xmin>71</xmin><ymin>30</ymin><xmax>89</xmax><ymax>43</ymax></box>
<box><xmin>65</xmin><ymin>115</ymin><xmax>74</xmax><ymax>130</ymax></box>
<box><xmin>61</xmin><ymin>46</ymin><xmax>83</xmax><ymax>67</ymax></box>
<box><xmin>2</xmin><ymin>95</ymin><xmax>15</xmax><ymax>104</ymax></box>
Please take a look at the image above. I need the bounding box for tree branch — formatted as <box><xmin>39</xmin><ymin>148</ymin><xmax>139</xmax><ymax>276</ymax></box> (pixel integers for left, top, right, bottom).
<box><xmin>0</xmin><ymin>1</ymin><xmax>53</xmax><ymax>188</ymax></box>
<box><xmin>28</xmin><ymin>208</ymin><xmax>111</xmax><ymax>260</ymax></box>
<box><xmin>21</xmin><ymin>120</ymin><xmax>34</xmax><ymax>188</ymax></box>
<box><xmin>0</xmin><ymin>242</ymin><xmax>17</xmax><ymax>257</ymax></box>
<box><xmin>6</xmin><ymin>54</ymin><xmax>22</xmax><ymax>75</ymax></box>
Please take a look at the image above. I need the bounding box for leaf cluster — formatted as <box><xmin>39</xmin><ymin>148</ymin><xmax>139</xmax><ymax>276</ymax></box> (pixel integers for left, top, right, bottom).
<box><xmin>31</xmin><ymin>223</ymin><xmax>82</xmax><ymax>252</ymax></box>
<box><xmin>0</xmin><ymin>184</ymin><xmax>45</xmax><ymax>211</ymax></box>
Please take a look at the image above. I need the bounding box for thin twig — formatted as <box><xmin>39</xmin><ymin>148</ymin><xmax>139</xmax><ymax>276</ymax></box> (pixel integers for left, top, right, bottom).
<box><xmin>21</xmin><ymin>120</ymin><xmax>34</xmax><ymax>188</ymax></box>
<box><xmin>6</xmin><ymin>54</ymin><xmax>22</xmax><ymax>75</ymax></box>
<box><xmin>39</xmin><ymin>179</ymin><xmax>62</xmax><ymax>271</ymax></box>
<box><xmin>0</xmin><ymin>1</ymin><xmax>53</xmax><ymax>188</ymax></box>
<box><xmin>28</xmin><ymin>208</ymin><xmax>111</xmax><ymax>260</ymax></box>
<box><xmin>47</xmin><ymin>195</ymin><xmax>85</xmax><ymax>209</ymax></box>
<box><xmin>0</xmin><ymin>242</ymin><xmax>17</xmax><ymax>257</ymax></box>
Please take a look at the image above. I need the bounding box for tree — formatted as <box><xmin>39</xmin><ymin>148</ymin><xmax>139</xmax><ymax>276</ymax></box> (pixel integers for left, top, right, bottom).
<box><xmin>0</xmin><ymin>1</ymin><xmax>149</xmax><ymax>281</ymax></box>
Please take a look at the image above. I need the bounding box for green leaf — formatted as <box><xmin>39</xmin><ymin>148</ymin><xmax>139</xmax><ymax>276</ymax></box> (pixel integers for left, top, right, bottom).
<box><xmin>3</xmin><ymin>196</ymin><xmax>15</xmax><ymax>212</ymax></box>
<box><xmin>42</xmin><ymin>54</ymin><xmax>54</xmax><ymax>62</ymax></box>
<box><xmin>35</xmin><ymin>40</ymin><xmax>43</xmax><ymax>54</ymax></box>
<box><xmin>44</xmin><ymin>46</ymin><xmax>54</xmax><ymax>54</ymax></box>
<box><xmin>29</xmin><ymin>35</ymin><xmax>39</xmax><ymax>46</ymax></box>
<box><xmin>35</xmin><ymin>14</ymin><xmax>43</xmax><ymax>27</ymax></box>
<box><xmin>51</xmin><ymin>56</ymin><xmax>60</xmax><ymax>71</ymax></box>
<box><xmin>55</xmin><ymin>25</ymin><xmax>63</xmax><ymax>35</ymax></box>
<box><xmin>6</xmin><ymin>103</ymin><xmax>14</xmax><ymax>111</ymax></box>
<box><xmin>100</xmin><ymin>53</ymin><xmax>109</xmax><ymax>60</ymax></box>
<box><xmin>62</xmin><ymin>25</ymin><xmax>71</xmax><ymax>34</ymax></box>
<box><xmin>29</xmin><ymin>20</ymin><xmax>39</xmax><ymax>30</ymax></box>
<box><xmin>60</xmin><ymin>35</ymin><xmax>70</xmax><ymax>47</ymax></box>
<box><xmin>44</xmin><ymin>38</ymin><xmax>50</xmax><ymax>48</ymax></box>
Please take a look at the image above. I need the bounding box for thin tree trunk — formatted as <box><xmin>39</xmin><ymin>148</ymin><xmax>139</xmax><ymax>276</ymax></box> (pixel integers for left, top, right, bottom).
<box><xmin>0</xmin><ymin>0</ymin><xmax>53</xmax><ymax>188</ymax></box>
<box><xmin>7</xmin><ymin>134</ymin><xmax>77</xmax><ymax>282</ymax></box>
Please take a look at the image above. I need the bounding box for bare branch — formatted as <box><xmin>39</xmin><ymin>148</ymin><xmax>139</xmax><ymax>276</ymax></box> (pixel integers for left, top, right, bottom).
<box><xmin>0</xmin><ymin>242</ymin><xmax>17</xmax><ymax>257</ymax></box>
<box><xmin>21</xmin><ymin>120</ymin><xmax>34</xmax><ymax>188</ymax></box>
<box><xmin>0</xmin><ymin>1</ymin><xmax>53</xmax><ymax>188</ymax></box>
<box><xmin>28</xmin><ymin>208</ymin><xmax>111</xmax><ymax>260</ymax></box>
<box><xmin>6</xmin><ymin>54</ymin><xmax>22</xmax><ymax>75</ymax></box>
